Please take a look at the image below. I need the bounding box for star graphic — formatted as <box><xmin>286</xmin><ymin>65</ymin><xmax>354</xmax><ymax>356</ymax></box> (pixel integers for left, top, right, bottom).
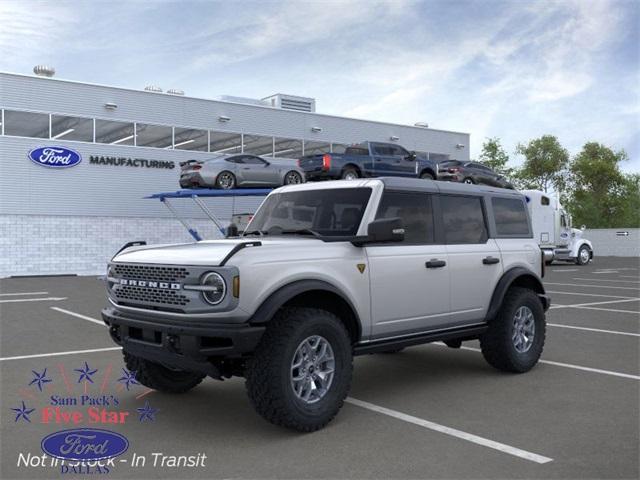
<box><xmin>117</xmin><ymin>368</ymin><xmax>139</xmax><ymax>391</ymax></box>
<box><xmin>74</xmin><ymin>362</ymin><xmax>98</xmax><ymax>383</ymax></box>
<box><xmin>11</xmin><ymin>401</ymin><xmax>36</xmax><ymax>423</ymax></box>
<box><xmin>29</xmin><ymin>368</ymin><xmax>52</xmax><ymax>392</ymax></box>
<box><xmin>136</xmin><ymin>401</ymin><xmax>158</xmax><ymax>422</ymax></box>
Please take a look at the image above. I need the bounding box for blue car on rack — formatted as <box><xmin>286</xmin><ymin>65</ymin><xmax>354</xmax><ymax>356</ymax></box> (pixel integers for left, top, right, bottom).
<box><xmin>298</xmin><ymin>141</ymin><xmax>438</xmax><ymax>181</ymax></box>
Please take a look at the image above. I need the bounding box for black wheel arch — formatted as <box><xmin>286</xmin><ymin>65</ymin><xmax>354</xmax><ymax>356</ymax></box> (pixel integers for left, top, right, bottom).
<box><xmin>419</xmin><ymin>167</ymin><xmax>436</xmax><ymax>178</ymax></box>
<box><xmin>485</xmin><ymin>267</ymin><xmax>549</xmax><ymax>321</ymax></box>
<box><xmin>249</xmin><ymin>280</ymin><xmax>362</xmax><ymax>343</ymax></box>
<box><xmin>342</xmin><ymin>164</ymin><xmax>361</xmax><ymax>176</ymax></box>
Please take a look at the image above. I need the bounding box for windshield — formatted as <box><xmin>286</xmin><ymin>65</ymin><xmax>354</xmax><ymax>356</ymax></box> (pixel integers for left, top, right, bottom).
<box><xmin>245</xmin><ymin>188</ymin><xmax>372</xmax><ymax>237</ymax></box>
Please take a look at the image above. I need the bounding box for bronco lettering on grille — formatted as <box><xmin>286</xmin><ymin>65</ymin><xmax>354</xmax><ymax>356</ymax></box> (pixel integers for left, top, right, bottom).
<box><xmin>119</xmin><ymin>279</ymin><xmax>181</xmax><ymax>290</ymax></box>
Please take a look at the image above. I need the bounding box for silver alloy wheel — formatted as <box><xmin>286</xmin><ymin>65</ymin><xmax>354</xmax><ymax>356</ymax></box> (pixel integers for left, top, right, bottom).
<box><xmin>217</xmin><ymin>172</ymin><xmax>235</xmax><ymax>189</ymax></box>
<box><xmin>344</xmin><ymin>171</ymin><xmax>358</xmax><ymax>180</ymax></box>
<box><xmin>464</xmin><ymin>178</ymin><xmax>474</xmax><ymax>184</ymax></box>
<box><xmin>285</xmin><ymin>171</ymin><xmax>302</xmax><ymax>184</ymax></box>
<box><xmin>579</xmin><ymin>247</ymin><xmax>590</xmax><ymax>264</ymax></box>
<box><xmin>290</xmin><ymin>335</ymin><xmax>335</xmax><ymax>404</ymax></box>
<box><xmin>512</xmin><ymin>306</ymin><xmax>535</xmax><ymax>353</ymax></box>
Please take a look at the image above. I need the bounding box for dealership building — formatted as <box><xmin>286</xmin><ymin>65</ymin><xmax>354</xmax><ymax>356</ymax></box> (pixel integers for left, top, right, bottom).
<box><xmin>0</xmin><ymin>69</ymin><xmax>470</xmax><ymax>277</ymax></box>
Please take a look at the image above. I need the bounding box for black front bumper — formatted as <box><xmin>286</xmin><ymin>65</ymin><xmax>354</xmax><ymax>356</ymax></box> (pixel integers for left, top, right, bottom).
<box><xmin>102</xmin><ymin>307</ymin><xmax>265</xmax><ymax>376</ymax></box>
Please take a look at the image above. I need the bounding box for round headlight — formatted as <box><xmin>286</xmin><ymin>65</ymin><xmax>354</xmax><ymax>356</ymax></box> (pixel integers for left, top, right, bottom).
<box><xmin>201</xmin><ymin>272</ymin><xmax>226</xmax><ymax>305</ymax></box>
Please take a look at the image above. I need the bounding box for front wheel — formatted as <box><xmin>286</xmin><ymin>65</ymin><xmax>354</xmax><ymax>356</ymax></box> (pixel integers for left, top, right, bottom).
<box><xmin>245</xmin><ymin>307</ymin><xmax>353</xmax><ymax>432</ymax></box>
<box><xmin>420</xmin><ymin>171</ymin><xmax>435</xmax><ymax>180</ymax></box>
<box><xmin>284</xmin><ymin>170</ymin><xmax>303</xmax><ymax>185</ymax></box>
<box><xmin>576</xmin><ymin>245</ymin><xmax>591</xmax><ymax>265</ymax></box>
<box><xmin>463</xmin><ymin>177</ymin><xmax>474</xmax><ymax>184</ymax></box>
<box><xmin>124</xmin><ymin>352</ymin><xmax>205</xmax><ymax>393</ymax></box>
<box><xmin>216</xmin><ymin>171</ymin><xmax>236</xmax><ymax>189</ymax></box>
<box><xmin>479</xmin><ymin>287</ymin><xmax>545</xmax><ymax>373</ymax></box>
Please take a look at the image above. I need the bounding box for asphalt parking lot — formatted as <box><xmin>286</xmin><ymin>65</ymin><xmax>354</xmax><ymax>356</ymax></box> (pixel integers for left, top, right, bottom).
<box><xmin>1</xmin><ymin>256</ymin><xmax>638</xmax><ymax>479</ymax></box>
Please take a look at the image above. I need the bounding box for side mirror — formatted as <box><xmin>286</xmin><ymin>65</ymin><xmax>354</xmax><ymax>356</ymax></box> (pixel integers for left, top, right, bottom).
<box><xmin>226</xmin><ymin>223</ymin><xmax>239</xmax><ymax>238</ymax></box>
<box><xmin>352</xmin><ymin>217</ymin><xmax>405</xmax><ymax>246</ymax></box>
<box><xmin>407</xmin><ymin>151</ymin><xmax>417</xmax><ymax>161</ymax></box>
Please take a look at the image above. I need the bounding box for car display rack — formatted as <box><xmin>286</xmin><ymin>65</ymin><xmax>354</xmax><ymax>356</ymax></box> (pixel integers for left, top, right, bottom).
<box><xmin>146</xmin><ymin>188</ymin><xmax>272</xmax><ymax>241</ymax></box>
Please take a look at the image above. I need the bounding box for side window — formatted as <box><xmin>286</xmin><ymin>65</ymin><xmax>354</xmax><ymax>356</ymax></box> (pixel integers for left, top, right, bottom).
<box><xmin>242</xmin><ymin>156</ymin><xmax>266</xmax><ymax>165</ymax></box>
<box><xmin>226</xmin><ymin>156</ymin><xmax>243</xmax><ymax>164</ymax></box>
<box><xmin>375</xmin><ymin>192</ymin><xmax>434</xmax><ymax>244</ymax></box>
<box><xmin>492</xmin><ymin>197</ymin><xmax>531</xmax><ymax>237</ymax></box>
<box><xmin>441</xmin><ymin>195</ymin><xmax>488</xmax><ymax>244</ymax></box>
<box><xmin>390</xmin><ymin>145</ymin><xmax>410</xmax><ymax>157</ymax></box>
<box><xmin>541</xmin><ymin>196</ymin><xmax>550</xmax><ymax>206</ymax></box>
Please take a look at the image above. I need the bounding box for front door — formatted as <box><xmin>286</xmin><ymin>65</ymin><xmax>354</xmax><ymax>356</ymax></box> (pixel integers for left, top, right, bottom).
<box><xmin>238</xmin><ymin>155</ymin><xmax>274</xmax><ymax>185</ymax></box>
<box><xmin>366</xmin><ymin>191</ymin><xmax>450</xmax><ymax>338</ymax></box>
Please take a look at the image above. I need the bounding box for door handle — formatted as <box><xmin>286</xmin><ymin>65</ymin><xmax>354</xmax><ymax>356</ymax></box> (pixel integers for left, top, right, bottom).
<box><xmin>482</xmin><ymin>256</ymin><xmax>500</xmax><ymax>265</ymax></box>
<box><xmin>426</xmin><ymin>259</ymin><xmax>446</xmax><ymax>268</ymax></box>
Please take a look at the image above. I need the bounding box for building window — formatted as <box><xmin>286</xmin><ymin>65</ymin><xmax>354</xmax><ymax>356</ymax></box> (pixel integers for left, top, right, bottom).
<box><xmin>303</xmin><ymin>141</ymin><xmax>331</xmax><ymax>156</ymax></box>
<box><xmin>51</xmin><ymin>114</ymin><xmax>93</xmax><ymax>142</ymax></box>
<box><xmin>95</xmin><ymin>119</ymin><xmax>135</xmax><ymax>145</ymax></box>
<box><xmin>243</xmin><ymin>134</ymin><xmax>274</xmax><ymax>156</ymax></box>
<box><xmin>173</xmin><ymin>127</ymin><xmax>208</xmax><ymax>151</ymax></box>
<box><xmin>135</xmin><ymin>123</ymin><xmax>173</xmax><ymax>148</ymax></box>
<box><xmin>273</xmin><ymin>137</ymin><xmax>303</xmax><ymax>159</ymax></box>
<box><xmin>210</xmin><ymin>131</ymin><xmax>243</xmax><ymax>154</ymax></box>
<box><xmin>441</xmin><ymin>195</ymin><xmax>488</xmax><ymax>244</ymax></box>
<box><xmin>3</xmin><ymin>110</ymin><xmax>49</xmax><ymax>138</ymax></box>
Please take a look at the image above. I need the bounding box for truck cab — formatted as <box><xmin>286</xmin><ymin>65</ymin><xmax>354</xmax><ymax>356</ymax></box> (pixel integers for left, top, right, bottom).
<box><xmin>522</xmin><ymin>190</ymin><xmax>593</xmax><ymax>265</ymax></box>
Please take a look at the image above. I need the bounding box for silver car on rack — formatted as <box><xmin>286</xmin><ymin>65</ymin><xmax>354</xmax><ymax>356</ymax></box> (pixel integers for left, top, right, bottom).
<box><xmin>179</xmin><ymin>154</ymin><xmax>305</xmax><ymax>189</ymax></box>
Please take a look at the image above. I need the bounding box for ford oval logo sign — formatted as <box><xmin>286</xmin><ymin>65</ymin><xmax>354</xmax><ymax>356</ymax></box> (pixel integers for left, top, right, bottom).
<box><xmin>41</xmin><ymin>428</ymin><xmax>128</xmax><ymax>461</ymax></box>
<box><xmin>28</xmin><ymin>146</ymin><xmax>82</xmax><ymax>168</ymax></box>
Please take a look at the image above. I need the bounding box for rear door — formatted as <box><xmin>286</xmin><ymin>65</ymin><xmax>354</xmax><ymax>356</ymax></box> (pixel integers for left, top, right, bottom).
<box><xmin>371</xmin><ymin>143</ymin><xmax>395</xmax><ymax>177</ymax></box>
<box><xmin>366</xmin><ymin>190</ymin><xmax>450</xmax><ymax>338</ymax></box>
<box><xmin>439</xmin><ymin>194</ymin><xmax>503</xmax><ymax>325</ymax></box>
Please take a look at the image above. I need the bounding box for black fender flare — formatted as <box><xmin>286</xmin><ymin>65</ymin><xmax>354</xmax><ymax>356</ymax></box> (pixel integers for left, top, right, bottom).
<box><xmin>249</xmin><ymin>279</ymin><xmax>362</xmax><ymax>338</ymax></box>
<box><xmin>419</xmin><ymin>167</ymin><xmax>437</xmax><ymax>178</ymax></box>
<box><xmin>485</xmin><ymin>267</ymin><xmax>548</xmax><ymax>321</ymax></box>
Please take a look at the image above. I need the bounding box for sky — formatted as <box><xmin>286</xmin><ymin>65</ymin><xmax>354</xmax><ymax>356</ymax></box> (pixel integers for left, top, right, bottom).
<box><xmin>1</xmin><ymin>0</ymin><xmax>638</xmax><ymax>171</ymax></box>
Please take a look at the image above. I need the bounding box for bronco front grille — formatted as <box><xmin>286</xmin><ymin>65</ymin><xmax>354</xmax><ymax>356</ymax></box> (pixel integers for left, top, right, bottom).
<box><xmin>114</xmin><ymin>285</ymin><xmax>190</xmax><ymax>307</ymax></box>
<box><xmin>113</xmin><ymin>264</ymin><xmax>190</xmax><ymax>282</ymax></box>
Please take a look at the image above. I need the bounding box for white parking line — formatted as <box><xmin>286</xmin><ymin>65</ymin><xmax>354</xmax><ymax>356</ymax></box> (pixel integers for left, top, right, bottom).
<box><xmin>621</xmin><ymin>275</ymin><xmax>640</xmax><ymax>279</ymax></box>
<box><xmin>550</xmin><ymin>298</ymin><xmax>640</xmax><ymax>309</ymax></box>
<box><xmin>546</xmin><ymin>290</ymin><xmax>636</xmax><ymax>299</ymax></box>
<box><xmin>0</xmin><ymin>296</ymin><xmax>67</xmax><ymax>303</ymax></box>
<box><xmin>346</xmin><ymin>397</ymin><xmax>553</xmax><ymax>464</ymax></box>
<box><xmin>446</xmin><ymin>345</ymin><xmax>640</xmax><ymax>381</ymax></box>
<box><xmin>573</xmin><ymin>277</ymin><xmax>640</xmax><ymax>284</ymax></box>
<box><xmin>571</xmin><ymin>306</ymin><xmax>639</xmax><ymax>315</ymax></box>
<box><xmin>548</xmin><ymin>323</ymin><xmax>640</xmax><ymax>337</ymax></box>
<box><xmin>551</xmin><ymin>269</ymin><xmax>579</xmax><ymax>272</ymax></box>
<box><xmin>545</xmin><ymin>282</ymin><xmax>640</xmax><ymax>291</ymax></box>
<box><xmin>0</xmin><ymin>291</ymin><xmax>49</xmax><ymax>296</ymax></box>
<box><xmin>593</xmin><ymin>271</ymin><xmax>619</xmax><ymax>274</ymax></box>
<box><xmin>0</xmin><ymin>347</ymin><xmax>122</xmax><ymax>362</ymax></box>
<box><xmin>51</xmin><ymin>307</ymin><xmax>106</xmax><ymax>326</ymax></box>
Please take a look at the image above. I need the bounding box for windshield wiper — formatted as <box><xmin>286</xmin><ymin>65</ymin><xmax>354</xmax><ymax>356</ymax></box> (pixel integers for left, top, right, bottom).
<box><xmin>280</xmin><ymin>229</ymin><xmax>323</xmax><ymax>239</ymax></box>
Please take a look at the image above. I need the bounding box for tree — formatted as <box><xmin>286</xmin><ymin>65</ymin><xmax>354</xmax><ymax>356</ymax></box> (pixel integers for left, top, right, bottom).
<box><xmin>479</xmin><ymin>137</ymin><xmax>511</xmax><ymax>174</ymax></box>
<box><xmin>565</xmin><ymin>142</ymin><xmax>638</xmax><ymax>228</ymax></box>
<box><xmin>516</xmin><ymin>135</ymin><xmax>569</xmax><ymax>193</ymax></box>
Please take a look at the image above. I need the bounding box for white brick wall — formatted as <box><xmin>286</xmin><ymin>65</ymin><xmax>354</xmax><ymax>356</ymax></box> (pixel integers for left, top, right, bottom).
<box><xmin>0</xmin><ymin>215</ymin><xmax>224</xmax><ymax>277</ymax></box>
<box><xmin>584</xmin><ymin>228</ymin><xmax>640</xmax><ymax>257</ymax></box>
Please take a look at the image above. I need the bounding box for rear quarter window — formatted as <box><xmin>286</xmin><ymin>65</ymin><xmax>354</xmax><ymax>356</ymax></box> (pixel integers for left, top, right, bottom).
<box><xmin>441</xmin><ymin>195</ymin><xmax>488</xmax><ymax>244</ymax></box>
<box><xmin>492</xmin><ymin>197</ymin><xmax>531</xmax><ymax>237</ymax></box>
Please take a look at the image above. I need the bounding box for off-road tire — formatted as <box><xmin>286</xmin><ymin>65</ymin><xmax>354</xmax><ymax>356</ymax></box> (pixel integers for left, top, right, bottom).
<box><xmin>479</xmin><ymin>287</ymin><xmax>545</xmax><ymax>373</ymax></box>
<box><xmin>341</xmin><ymin>167</ymin><xmax>359</xmax><ymax>180</ymax></box>
<box><xmin>123</xmin><ymin>351</ymin><xmax>205</xmax><ymax>393</ymax></box>
<box><xmin>420</xmin><ymin>171</ymin><xmax>435</xmax><ymax>180</ymax></box>
<box><xmin>576</xmin><ymin>245</ymin><xmax>591</xmax><ymax>265</ymax></box>
<box><xmin>245</xmin><ymin>307</ymin><xmax>353</xmax><ymax>432</ymax></box>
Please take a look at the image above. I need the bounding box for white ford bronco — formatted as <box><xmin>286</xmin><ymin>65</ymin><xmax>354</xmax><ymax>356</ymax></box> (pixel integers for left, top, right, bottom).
<box><xmin>102</xmin><ymin>178</ymin><xmax>550</xmax><ymax>431</ymax></box>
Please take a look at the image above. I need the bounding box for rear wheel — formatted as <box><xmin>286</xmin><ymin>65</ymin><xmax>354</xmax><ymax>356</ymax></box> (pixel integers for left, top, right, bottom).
<box><xmin>341</xmin><ymin>167</ymin><xmax>359</xmax><ymax>180</ymax></box>
<box><xmin>245</xmin><ymin>307</ymin><xmax>353</xmax><ymax>432</ymax></box>
<box><xmin>284</xmin><ymin>171</ymin><xmax>303</xmax><ymax>185</ymax></box>
<box><xmin>216</xmin><ymin>171</ymin><xmax>236</xmax><ymax>189</ymax></box>
<box><xmin>420</xmin><ymin>171</ymin><xmax>435</xmax><ymax>180</ymax></box>
<box><xmin>123</xmin><ymin>352</ymin><xmax>205</xmax><ymax>393</ymax></box>
<box><xmin>463</xmin><ymin>177</ymin><xmax>474</xmax><ymax>184</ymax></box>
<box><xmin>576</xmin><ymin>245</ymin><xmax>591</xmax><ymax>265</ymax></box>
<box><xmin>480</xmin><ymin>287</ymin><xmax>545</xmax><ymax>373</ymax></box>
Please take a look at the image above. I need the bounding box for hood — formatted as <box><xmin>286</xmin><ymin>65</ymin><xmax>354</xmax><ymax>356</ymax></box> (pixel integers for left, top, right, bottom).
<box><xmin>112</xmin><ymin>237</ymin><xmax>323</xmax><ymax>266</ymax></box>
<box><xmin>571</xmin><ymin>228</ymin><xmax>584</xmax><ymax>240</ymax></box>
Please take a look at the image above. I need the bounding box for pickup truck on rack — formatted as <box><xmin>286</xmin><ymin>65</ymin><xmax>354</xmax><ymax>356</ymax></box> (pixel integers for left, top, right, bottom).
<box><xmin>102</xmin><ymin>178</ymin><xmax>549</xmax><ymax>432</ymax></box>
<box><xmin>298</xmin><ymin>141</ymin><xmax>438</xmax><ymax>181</ymax></box>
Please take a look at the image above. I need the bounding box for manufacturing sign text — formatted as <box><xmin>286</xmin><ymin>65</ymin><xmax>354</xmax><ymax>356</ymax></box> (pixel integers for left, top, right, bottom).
<box><xmin>28</xmin><ymin>147</ymin><xmax>82</xmax><ymax>168</ymax></box>
<box><xmin>90</xmin><ymin>156</ymin><xmax>175</xmax><ymax>169</ymax></box>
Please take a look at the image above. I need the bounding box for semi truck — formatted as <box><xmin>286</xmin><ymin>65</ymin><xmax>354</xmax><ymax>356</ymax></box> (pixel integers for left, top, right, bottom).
<box><xmin>522</xmin><ymin>190</ymin><xmax>593</xmax><ymax>265</ymax></box>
